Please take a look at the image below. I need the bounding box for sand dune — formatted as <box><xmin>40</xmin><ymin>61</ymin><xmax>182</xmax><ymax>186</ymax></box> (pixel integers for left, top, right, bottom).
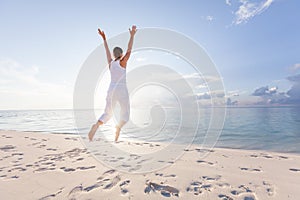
<box><xmin>0</xmin><ymin>130</ymin><xmax>300</xmax><ymax>199</ymax></box>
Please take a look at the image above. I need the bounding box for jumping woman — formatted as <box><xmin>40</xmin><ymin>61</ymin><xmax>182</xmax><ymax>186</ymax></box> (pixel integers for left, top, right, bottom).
<box><xmin>88</xmin><ymin>25</ymin><xmax>137</xmax><ymax>142</ymax></box>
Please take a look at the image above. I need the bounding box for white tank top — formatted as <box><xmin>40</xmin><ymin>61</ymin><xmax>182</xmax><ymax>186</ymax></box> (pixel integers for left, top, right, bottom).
<box><xmin>109</xmin><ymin>60</ymin><xmax>126</xmax><ymax>86</ymax></box>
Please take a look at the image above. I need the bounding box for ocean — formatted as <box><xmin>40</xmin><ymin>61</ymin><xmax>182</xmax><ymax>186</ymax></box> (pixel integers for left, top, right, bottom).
<box><xmin>0</xmin><ymin>107</ymin><xmax>299</xmax><ymax>154</ymax></box>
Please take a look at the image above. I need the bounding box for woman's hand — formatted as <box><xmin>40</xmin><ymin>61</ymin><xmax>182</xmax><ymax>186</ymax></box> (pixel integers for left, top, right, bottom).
<box><xmin>98</xmin><ymin>28</ymin><xmax>106</xmax><ymax>40</ymax></box>
<box><xmin>129</xmin><ymin>25</ymin><xmax>137</xmax><ymax>37</ymax></box>
<box><xmin>98</xmin><ymin>28</ymin><xmax>112</xmax><ymax>63</ymax></box>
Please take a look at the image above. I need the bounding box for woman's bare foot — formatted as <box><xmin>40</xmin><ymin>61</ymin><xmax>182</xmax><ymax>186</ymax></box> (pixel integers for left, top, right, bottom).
<box><xmin>115</xmin><ymin>126</ymin><xmax>121</xmax><ymax>142</ymax></box>
<box><xmin>88</xmin><ymin>124</ymin><xmax>98</xmax><ymax>141</ymax></box>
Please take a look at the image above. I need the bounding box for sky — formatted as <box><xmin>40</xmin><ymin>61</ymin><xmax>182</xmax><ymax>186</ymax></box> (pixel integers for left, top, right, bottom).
<box><xmin>0</xmin><ymin>0</ymin><xmax>299</xmax><ymax>109</ymax></box>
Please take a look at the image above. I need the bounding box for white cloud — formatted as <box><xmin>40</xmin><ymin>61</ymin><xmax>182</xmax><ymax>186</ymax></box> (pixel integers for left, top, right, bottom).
<box><xmin>182</xmin><ymin>73</ymin><xmax>201</xmax><ymax>79</ymax></box>
<box><xmin>290</xmin><ymin>63</ymin><xmax>300</xmax><ymax>71</ymax></box>
<box><xmin>286</xmin><ymin>74</ymin><xmax>300</xmax><ymax>104</ymax></box>
<box><xmin>269</xmin><ymin>86</ymin><xmax>277</xmax><ymax>93</ymax></box>
<box><xmin>196</xmin><ymin>84</ymin><xmax>207</xmax><ymax>89</ymax></box>
<box><xmin>226</xmin><ymin>90</ymin><xmax>240</xmax><ymax>97</ymax></box>
<box><xmin>197</xmin><ymin>90</ymin><xmax>225</xmax><ymax>99</ymax></box>
<box><xmin>234</xmin><ymin>0</ymin><xmax>274</xmax><ymax>25</ymax></box>
<box><xmin>0</xmin><ymin>58</ymin><xmax>72</xmax><ymax>109</ymax></box>
<box><xmin>206</xmin><ymin>15</ymin><xmax>214</xmax><ymax>21</ymax></box>
<box><xmin>226</xmin><ymin>0</ymin><xmax>232</xmax><ymax>6</ymax></box>
<box><xmin>201</xmin><ymin>15</ymin><xmax>215</xmax><ymax>22</ymax></box>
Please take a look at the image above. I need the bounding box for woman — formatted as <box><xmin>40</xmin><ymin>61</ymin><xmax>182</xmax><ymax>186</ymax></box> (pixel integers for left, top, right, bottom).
<box><xmin>88</xmin><ymin>25</ymin><xmax>137</xmax><ymax>142</ymax></box>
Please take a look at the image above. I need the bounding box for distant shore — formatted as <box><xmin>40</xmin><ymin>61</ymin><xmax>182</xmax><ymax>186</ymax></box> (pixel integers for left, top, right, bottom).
<box><xmin>0</xmin><ymin>130</ymin><xmax>300</xmax><ymax>199</ymax></box>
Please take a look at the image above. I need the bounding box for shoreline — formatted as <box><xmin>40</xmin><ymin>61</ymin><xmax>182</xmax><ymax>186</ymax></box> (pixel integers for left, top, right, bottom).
<box><xmin>1</xmin><ymin>130</ymin><xmax>300</xmax><ymax>199</ymax></box>
<box><xmin>1</xmin><ymin>128</ymin><xmax>299</xmax><ymax>156</ymax></box>
<box><xmin>1</xmin><ymin>105</ymin><xmax>299</xmax><ymax>112</ymax></box>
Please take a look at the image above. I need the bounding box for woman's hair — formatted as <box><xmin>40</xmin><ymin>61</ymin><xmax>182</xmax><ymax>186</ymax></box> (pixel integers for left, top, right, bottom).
<box><xmin>113</xmin><ymin>47</ymin><xmax>123</xmax><ymax>59</ymax></box>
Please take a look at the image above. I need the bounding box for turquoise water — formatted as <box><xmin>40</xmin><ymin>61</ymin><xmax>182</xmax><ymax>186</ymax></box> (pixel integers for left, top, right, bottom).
<box><xmin>0</xmin><ymin>107</ymin><xmax>299</xmax><ymax>153</ymax></box>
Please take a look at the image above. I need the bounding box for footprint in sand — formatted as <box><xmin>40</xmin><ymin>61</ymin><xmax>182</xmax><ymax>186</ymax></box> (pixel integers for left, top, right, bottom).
<box><xmin>262</xmin><ymin>181</ymin><xmax>275</xmax><ymax>196</ymax></box>
<box><xmin>31</xmin><ymin>142</ymin><xmax>42</xmax><ymax>146</ymax></box>
<box><xmin>243</xmin><ymin>197</ymin><xmax>256</xmax><ymax>200</ymax></box>
<box><xmin>137</xmin><ymin>158</ymin><xmax>151</xmax><ymax>165</ymax></box>
<box><xmin>77</xmin><ymin>166</ymin><xmax>96</xmax><ymax>170</ymax></box>
<box><xmin>0</xmin><ymin>175</ymin><xmax>7</xmax><ymax>178</ymax></box>
<box><xmin>102</xmin><ymin>169</ymin><xmax>116</xmax><ymax>175</ymax></box>
<box><xmin>155</xmin><ymin>173</ymin><xmax>176</xmax><ymax>178</ymax></box>
<box><xmin>187</xmin><ymin>175</ymin><xmax>245</xmax><ymax>197</ymax></box>
<box><xmin>103</xmin><ymin>175</ymin><xmax>121</xmax><ymax>190</ymax></box>
<box><xmin>197</xmin><ymin>160</ymin><xmax>215</xmax><ymax>166</ymax></box>
<box><xmin>238</xmin><ymin>184</ymin><xmax>253</xmax><ymax>193</ymax></box>
<box><xmin>289</xmin><ymin>168</ymin><xmax>300</xmax><ymax>172</ymax></box>
<box><xmin>39</xmin><ymin>188</ymin><xmax>63</xmax><ymax>200</ymax></box>
<box><xmin>41</xmin><ymin>161</ymin><xmax>55</xmax><ymax>166</ymax></box>
<box><xmin>230</xmin><ymin>188</ymin><xmax>255</xmax><ymax>198</ymax></box>
<box><xmin>216</xmin><ymin>182</ymin><xmax>231</xmax><ymax>188</ymax></box>
<box><xmin>46</xmin><ymin>148</ymin><xmax>57</xmax><ymax>151</ymax></box>
<box><xmin>262</xmin><ymin>155</ymin><xmax>273</xmax><ymax>159</ymax></box>
<box><xmin>144</xmin><ymin>182</ymin><xmax>179</xmax><ymax>197</ymax></box>
<box><xmin>85</xmin><ymin>177</ymin><xmax>118</xmax><ymax>192</ymax></box>
<box><xmin>195</xmin><ymin>148</ymin><xmax>215</xmax><ymax>153</ymax></box>
<box><xmin>119</xmin><ymin>180</ymin><xmax>130</xmax><ymax>187</ymax></box>
<box><xmin>202</xmin><ymin>175</ymin><xmax>221</xmax><ymax>181</ymax></box>
<box><xmin>251</xmin><ymin>153</ymin><xmax>273</xmax><ymax>159</ymax></box>
<box><xmin>278</xmin><ymin>155</ymin><xmax>289</xmax><ymax>159</ymax></box>
<box><xmin>249</xmin><ymin>153</ymin><xmax>280</xmax><ymax>160</ymax></box>
<box><xmin>218</xmin><ymin>194</ymin><xmax>234</xmax><ymax>200</ymax></box>
<box><xmin>84</xmin><ymin>183</ymin><xmax>102</xmax><ymax>192</ymax></box>
<box><xmin>120</xmin><ymin>164</ymin><xmax>131</xmax><ymax>168</ymax></box>
<box><xmin>75</xmin><ymin>157</ymin><xmax>84</xmax><ymax>161</ymax></box>
<box><xmin>74</xmin><ymin>172</ymin><xmax>122</xmax><ymax>194</ymax></box>
<box><xmin>68</xmin><ymin>184</ymin><xmax>83</xmax><ymax>197</ymax></box>
<box><xmin>37</xmin><ymin>144</ymin><xmax>46</xmax><ymax>148</ymax></box>
<box><xmin>127</xmin><ymin>154</ymin><xmax>141</xmax><ymax>161</ymax></box>
<box><xmin>186</xmin><ymin>181</ymin><xmax>202</xmax><ymax>195</ymax></box>
<box><xmin>64</xmin><ymin>137</ymin><xmax>78</xmax><ymax>141</ymax></box>
<box><xmin>239</xmin><ymin>167</ymin><xmax>262</xmax><ymax>172</ymax></box>
<box><xmin>1</xmin><ymin>134</ymin><xmax>13</xmax><ymax>139</ymax></box>
<box><xmin>128</xmin><ymin>164</ymin><xmax>142</xmax><ymax>172</ymax></box>
<box><xmin>60</xmin><ymin>167</ymin><xmax>76</xmax><ymax>172</ymax></box>
<box><xmin>218</xmin><ymin>184</ymin><xmax>257</xmax><ymax>200</ymax></box>
<box><xmin>8</xmin><ymin>167</ymin><xmax>27</xmax><ymax>172</ymax></box>
<box><xmin>0</xmin><ymin>145</ymin><xmax>16</xmax><ymax>152</ymax></box>
<box><xmin>34</xmin><ymin>167</ymin><xmax>56</xmax><ymax>172</ymax></box>
<box><xmin>12</xmin><ymin>152</ymin><xmax>23</xmax><ymax>156</ymax></box>
<box><xmin>119</xmin><ymin>179</ymin><xmax>130</xmax><ymax>195</ymax></box>
<box><xmin>186</xmin><ymin>181</ymin><xmax>211</xmax><ymax>195</ymax></box>
<box><xmin>0</xmin><ymin>174</ymin><xmax>12</xmax><ymax>179</ymax></box>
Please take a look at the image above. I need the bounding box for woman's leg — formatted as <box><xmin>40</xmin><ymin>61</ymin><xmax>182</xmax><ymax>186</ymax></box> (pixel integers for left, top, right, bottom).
<box><xmin>88</xmin><ymin>120</ymin><xmax>103</xmax><ymax>141</ymax></box>
<box><xmin>115</xmin><ymin>120</ymin><xmax>126</xmax><ymax>142</ymax></box>
<box><xmin>88</xmin><ymin>90</ymin><xmax>116</xmax><ymax>141</ymax></box>
<box><xmin>115</xmin><ymin>90</ymin><xmax>130</xmax><ymax>142</ymax></box>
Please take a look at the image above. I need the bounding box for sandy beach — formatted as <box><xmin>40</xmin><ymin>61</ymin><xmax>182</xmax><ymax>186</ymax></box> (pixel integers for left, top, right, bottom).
<box><xmin>0</xmin><ymin>130</ymin><xmax>300</xmax><ymax>200</ymax></box>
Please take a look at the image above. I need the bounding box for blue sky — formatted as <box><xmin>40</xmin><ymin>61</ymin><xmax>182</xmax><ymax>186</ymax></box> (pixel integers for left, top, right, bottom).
<box><xmin>0</xmin><ymin>0</ymin><xmax>299</xmax><ymax>109</ymax></box>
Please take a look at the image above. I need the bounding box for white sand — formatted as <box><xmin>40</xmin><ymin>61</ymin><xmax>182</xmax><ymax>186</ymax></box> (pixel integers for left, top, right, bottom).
<box><xmin>0</xmin><ymin>130</ymin><xmax>300</xmax><ymax>200</ymax></box>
